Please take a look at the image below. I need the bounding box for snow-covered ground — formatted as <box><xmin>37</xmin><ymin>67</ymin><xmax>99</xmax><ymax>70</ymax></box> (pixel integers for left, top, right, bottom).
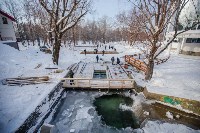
<box><xmin>0</xmin><ymin>41</ymin><xmax>199</xmax><ymax>132</ymax></box>
<box><xmin>147</xmin><ymin>54</ymin><xmax>200</xmax><ymax>101</ymax></box>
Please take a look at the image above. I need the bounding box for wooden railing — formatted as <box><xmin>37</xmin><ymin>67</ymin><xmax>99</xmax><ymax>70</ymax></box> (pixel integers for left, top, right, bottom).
<box><xmin>125</xmin><ymin>55</ymin><xmax>147</xmax><ymax>73</ymax></box>
<box><xmin>61</xmin><ymin>78</ymin><xmax>135</xmax><ymax>89</ymax></box>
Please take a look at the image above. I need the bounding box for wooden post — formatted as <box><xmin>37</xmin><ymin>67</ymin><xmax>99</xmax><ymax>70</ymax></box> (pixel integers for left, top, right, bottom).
<box><xmin>76</xmin><ymin>79</ymin><xmax>78</xmax><ymax>87</ymax></box>
<box><xmin>89</xmin><ymin>79</ymin><xmax>91</xmax><ymax>88</ymax></box>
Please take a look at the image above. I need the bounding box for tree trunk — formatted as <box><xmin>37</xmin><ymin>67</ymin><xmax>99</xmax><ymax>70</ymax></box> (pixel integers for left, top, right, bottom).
<box><xmin>145</xmin><ymin>57</ymin><xmax>154</xmax><ymax>80</ymax></box>
<box><xmin>72</xmin><ymin>27</ymin><xmax>76</xmax><ymax>46</ymax></box>
<box><xmin>52</xmin><ymin>34</ymin><xmax>62</xmax><ymax>65</ymax></box>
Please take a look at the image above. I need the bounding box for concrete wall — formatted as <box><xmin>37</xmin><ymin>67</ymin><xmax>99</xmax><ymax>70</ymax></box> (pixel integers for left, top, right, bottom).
<box><xmin>0</xmin><ymin>14</ymin><xmax>16</xmax><ymax>41</ymax></box>
<box><xmin>143</xmin><ymin>87</ymin><xmax>200</xmax><ymax>115</ymax></box>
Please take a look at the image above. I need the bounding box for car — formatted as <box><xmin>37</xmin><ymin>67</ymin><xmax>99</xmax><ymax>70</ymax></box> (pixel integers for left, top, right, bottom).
<box><xmin>40</xmin><ymin>46</ymin><xmax>48</xmax><ymax>52</ymax></box>
<box><xmin>40</xmin><ymin>46</ymin><xmax>52</xmax><ymax>54</ymax></box>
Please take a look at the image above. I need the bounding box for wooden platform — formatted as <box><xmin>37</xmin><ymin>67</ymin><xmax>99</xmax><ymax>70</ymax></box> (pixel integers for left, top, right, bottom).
<box><xmin>80</xmin><ymin>51</ymin><xmax>119</xmax><ymax>54</ymax></box>
<box><xmin>61</xmin><ymin>78</ymin><xmax>135</xmax><ymax>89</ymax></box>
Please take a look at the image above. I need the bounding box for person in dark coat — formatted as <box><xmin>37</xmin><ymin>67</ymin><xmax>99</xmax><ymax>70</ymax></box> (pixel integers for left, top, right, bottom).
<box><xmin>102</xmin><ymin>50</ymin><xmax>105</xmax><ymax>56</ymax></box>
<box><xmin>96</xmin><ymin>55</ymin><xmax>99</xmax><ymax>63</ymax></box>
<box><xmin>68</xmin><ymin>69</ymin><xmax>74</xmax><ymax>85</ymax></box>
<box><xmin>111</xmin><ymin>56</ymin><xmax>115</xmax><ymax>65</ymax></box>
<box><xmin>117</xmin><ymin>57</ymin><xmax>120</xmax><ymax>65</ymax></box>
<box><xmin>0</xmin><ymin>32</ymin><xmax>3</xmax><ymax>41</ymax></box>
<box><xmin>84</xmin><ymin>49</ymin><xmax>86</xmax><ymax>55</ymax></box>
<box><xmin>105</xmin><ymin>45</ymin><xmax>107</xmax><ymax>50</ymax></box>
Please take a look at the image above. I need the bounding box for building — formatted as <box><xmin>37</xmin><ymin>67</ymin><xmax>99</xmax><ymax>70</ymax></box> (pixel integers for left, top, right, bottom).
<box><xmin>166</xmin><ymin>0</ymin><xmax>200</xmax><ymax>56</ymax></box>
<box><xmin>0</xmin><ymin>9</ymin><xmax>16</xmax><ymax>41</ymax></box>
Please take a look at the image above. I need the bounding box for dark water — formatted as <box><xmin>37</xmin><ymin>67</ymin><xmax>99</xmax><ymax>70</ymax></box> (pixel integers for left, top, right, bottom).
<box><xmin>93</xmin><ymin>94</ymin><xmax>139</xmax><ymax>129</ymax></box>
<box><xmin>93</xmin><ymin>70</ymin><xmax>107</xmax><ymax>79</ymax></box>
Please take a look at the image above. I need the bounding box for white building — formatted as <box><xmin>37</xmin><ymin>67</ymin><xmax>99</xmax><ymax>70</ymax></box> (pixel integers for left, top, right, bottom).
<box><xmin>0</xmin><ymin>9</ymin><xmax>16</xmax><ymax>41</ymax></box>
<box><xmin>166</xmin><ymin>0</ymin><xmax>200</xmax><ymax>56</ymax></box>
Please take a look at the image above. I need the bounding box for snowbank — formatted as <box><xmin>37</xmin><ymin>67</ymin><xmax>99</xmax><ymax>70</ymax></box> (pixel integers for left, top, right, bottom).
<box><xmin>141</xmin><ymin>121</ymin><xmax>200</xmax><ymax>133</ymax></box>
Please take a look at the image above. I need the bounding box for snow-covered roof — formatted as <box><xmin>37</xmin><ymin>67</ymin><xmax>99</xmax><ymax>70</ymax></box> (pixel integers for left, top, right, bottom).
<box><xmin>0</xmin><ymin>9</ymin><xmax>15</xmax><ymax>22</ymax></box>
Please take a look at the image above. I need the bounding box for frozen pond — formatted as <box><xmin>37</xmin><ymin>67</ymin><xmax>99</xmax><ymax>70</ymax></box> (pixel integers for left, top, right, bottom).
<box><xmin>50</xmin><ymin>91</ymin><xmax>135</xmax><ymax>133</ymax></box>
<box><xmin>48</xmin><ymin>90</ymin><xmax>200</xmax><ymax>133</ymax></box>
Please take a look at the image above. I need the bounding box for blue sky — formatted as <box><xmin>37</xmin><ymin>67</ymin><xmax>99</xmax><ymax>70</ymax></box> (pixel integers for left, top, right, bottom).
<box><xmin>86</xmin><ymin>0</ymin><xmax>132</xmax><ymax>20</ymax></box>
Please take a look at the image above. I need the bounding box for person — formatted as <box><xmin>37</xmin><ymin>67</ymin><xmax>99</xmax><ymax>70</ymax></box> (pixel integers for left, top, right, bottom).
<box><xmin>111</xmin><ymin>56</ymin><xmax>115</xmax><ymax>65</ymax></box>
<box><xmin>68</xmin><ymin>69</ymin><xmax>74</xmax><ymax>85</ymax></box>
<box><xmin>105</xmin><ymin>45</ymin><xmax>107</xmax><ymax>50</ymax></box>
<box><xmin>84</xmin><ymin>49</ymin><xmax>86</xmax><ymax>55</ymax></box>
<box><xmin>117</xmin><ymin>57</ymin><xmax>120</xmax><ymax>65</ymax></box>
<box><xmin>102</xmin><ymin>50</ymin><xmax>105</xmax><ymax>56</ymax></box>
<box><xmin>0</xmin><ymin>32</ymin><xmax>2</xmax><ymax>41</ymax></box>
<box><xmin>109</xmin><ymin>45</ymin><xmax>110</xmax><ymax>49</ymax></box>
<box><xmin>96</xmin><ymin>55</ymin><xmax>99</xmax><ymax>63</ymax></box>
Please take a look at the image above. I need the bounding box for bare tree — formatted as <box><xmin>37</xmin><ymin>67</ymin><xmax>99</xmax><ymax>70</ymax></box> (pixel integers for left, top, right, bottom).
<box><xmin>129</xmin><ymin>0</ymin><xmax>200</xmax><ymax>80</ymax></box>
<box><xmin>39</xmin><ymin>0</ymin><xmax>91</xmax><ymax>65</ymax></box>
<box><xmin>98</xmin><ymin>16</ymin><xmax>110</xmax><ymax>44</ymax></box>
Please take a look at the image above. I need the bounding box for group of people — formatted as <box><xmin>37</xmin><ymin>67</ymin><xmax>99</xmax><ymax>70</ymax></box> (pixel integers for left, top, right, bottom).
<box><xmin>83</xmin><ymin>44</ymin><xmax>116</xmax><ymax>56</ymax></box>
<box><xmin>111</xmin><ymin>56</ymin><xmax>120</xmax><ymax>65</ymax></box>
<box><xmin>96</xmin><ymin>55</ymin><xmax>120</xmax><ymax>65</ymax></box>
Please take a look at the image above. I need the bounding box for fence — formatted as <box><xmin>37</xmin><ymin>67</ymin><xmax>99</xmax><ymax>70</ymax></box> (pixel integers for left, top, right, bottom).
<box><xmin>61</xmin><ymin>78</ymin><xmax>135</xmax><ymax>89</ymax></box>
<box><xmin>125</xmin><ymin>55</ymin><xmax>147</xmax><ymax>73</ymax></box>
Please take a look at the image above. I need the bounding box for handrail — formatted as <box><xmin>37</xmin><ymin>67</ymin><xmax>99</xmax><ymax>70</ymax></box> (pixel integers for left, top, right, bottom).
<box><xmin>62</xmin><ymin>78</ymin><xmax>135</xmax><ymax>89</ymax></box>
<box><xmin>61</xmin><ymin>78</ymin><xmax>135</xmax><ymax>81</ymax></box>
<box><xmin>125</xmin><ymin>55</ymin><xmax>147</xmax><ymax>73</ymax></box>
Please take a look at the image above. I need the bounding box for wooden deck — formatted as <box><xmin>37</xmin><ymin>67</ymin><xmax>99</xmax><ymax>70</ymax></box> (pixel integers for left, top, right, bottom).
<box><xmin>61</xmin><ymin>78</ymin><xmax>135</xmax><ymax>89</ymax></box>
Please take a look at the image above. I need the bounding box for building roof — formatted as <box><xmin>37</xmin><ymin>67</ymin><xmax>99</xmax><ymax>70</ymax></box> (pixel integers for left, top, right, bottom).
<box><xmin>0</xmin><ymin>9</ymin><xmax>15</xmax><ymax>22</ymax></box>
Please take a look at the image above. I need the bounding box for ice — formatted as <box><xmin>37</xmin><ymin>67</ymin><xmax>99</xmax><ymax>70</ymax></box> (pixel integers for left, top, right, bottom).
<box><xmin>166</xmin><ymin>111</ymin><xmax>173</xmax><ymax>119</ymax></box>
<box><xmin>141</xmin><ymin>121</ymin><xmax>199</xmax><ymax>133</ymax></box>
<box><xmin>75</xmin><ymin>107</ymin><xmax>94</xmax><ymax>122</ymax></box>
<box><xmin>143</xmin><ymin>111</ymin><xmax>150</xmax><ymax>115</ymax></box>
<box><xmin>119</xmin><ymin>103</ymin><xmax>132</xmax><ymax>111</ymax></box>
<box><xmin>176</xmin><ymin>115</ymin><xmax>180</xmax><ymax>119</ymax></box>
<box><xmin>69</xmin><ymin>129</ymin><xmax>75</xmax><ymax>132</ymax></box>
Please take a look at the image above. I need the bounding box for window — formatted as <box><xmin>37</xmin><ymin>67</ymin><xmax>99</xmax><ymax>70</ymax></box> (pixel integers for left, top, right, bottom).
<box><xmin>186</xmin><ymin>38</ymin><xmax>192</xmax><ymax>43</ymax></box>
<box><xmin>186</xmin><ymin>38</ymin><xmax>200</xmax><ymax>43</ymax></box>
<box><xmin>2</xmin><ymin>17</ymin><xmax>8</xmax><ymax>24</ymax></box>
<box><xmin>197</xmin><ymin>25</ymin><xmax>200</xmax><ymax>30</ymax></box>
<box><xmin>197</xmin><ymin>38</ymin><xmax>200</xmax><ymax>43</ymax></box>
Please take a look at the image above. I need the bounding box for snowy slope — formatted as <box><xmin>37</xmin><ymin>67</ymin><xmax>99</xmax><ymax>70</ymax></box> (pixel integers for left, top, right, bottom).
<box><xmin>147</xmin><ymin>54</ymin><xmax>200</xmax><ymax>101</ymax></box>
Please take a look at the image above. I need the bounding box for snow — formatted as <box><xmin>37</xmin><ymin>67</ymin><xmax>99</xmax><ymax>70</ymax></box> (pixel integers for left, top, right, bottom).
<box><xmin>140</xmin><ymin>121</ymin><xmax>200</xmax><ymax>133</ymax></box>
<box><xmin>143</xmin><ymin>111</ymin><xmax>149</xmax><ymax>116</ymax></box>
<box><xmin>166</xmin><ymin>111</ymin><xmax>173</xmax><ymax>119</ymax></box>
<box><xmin>119</xmin><ymin>103</ymin><xmax>132</xmax><ymax>111</ymax></box>
<box><xmin>146</xmin><ymin>54</ymin><xmax>200</xmax><ymax>101</ymax></box>
<box><xmin>0</xmin><ymin>41</ymin><xmax>200</xmax><ymax>132</ymax></box>
<box><xmin>69</xmin><ymin>129</ymin><xmax>75</xmax><ymax>132</ymax></box>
